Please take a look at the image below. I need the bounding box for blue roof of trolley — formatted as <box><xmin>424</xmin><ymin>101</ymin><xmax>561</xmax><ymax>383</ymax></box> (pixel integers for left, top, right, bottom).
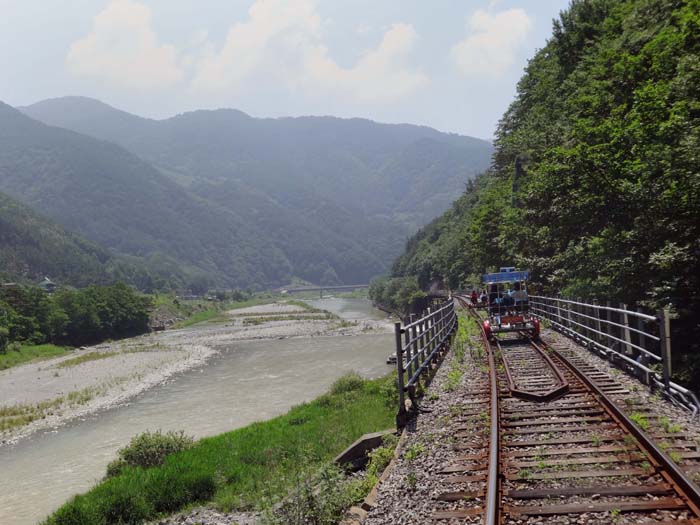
<box><xmin>482</xmin><ymin>270</ymin><xmax>529</xmax><ymax>283</ymax></box>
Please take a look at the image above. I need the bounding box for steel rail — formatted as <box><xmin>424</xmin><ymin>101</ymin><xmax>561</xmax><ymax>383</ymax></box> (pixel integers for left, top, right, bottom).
<box><xmin>543</xmin><ymin>339</ymin><xmax>700</xmax><ymax>516</ymax></box>
<box><xmin>465</xmin><ymin>301</ymin><xmax>700</xmax><ymax>522</ymax></box>
<box><xmin>485</xmin><ymin>333</ymin><xmax>499</xmax><ymax>525</ymax></box>
<box><xmin>497</xmin><ymin>337</ymin><xmax>569</xmax><ymax>401</ymax></box>
<box><xmin>466</xmin><ymin>303</ymin><xmax>499</xmax><ymax>525</ymax></box>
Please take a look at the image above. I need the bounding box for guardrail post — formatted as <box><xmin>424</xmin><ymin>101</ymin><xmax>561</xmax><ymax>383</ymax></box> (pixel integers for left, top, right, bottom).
<box><xmin>409</xmin><ymin>313</ymin><xmax>418</xmax><ymax>382</ymax></box>
<box><xmin>555</xmin><ymin>296</ymin><xmax>562</xmax><ymax>328</ymax></box>
<box><xmin>659</xmin><ymin>309</ymin><xmax>672</xmax><ymax>391</ymax></box>
<box><xmin>636</xmin><ymin>307</ymin><xmax>649</xmax><ymax>368</ymax></box>
<box><xmin>574</xmin><ymin>297</ymin><xmax>581</xmax><ymax>343</ymax></box>
<box><xmin>606</xmin><ymin>301</ymin><xmax>613</xmax><ymax>357</ymax></box>
<box><xmin>418</xmin><ymin>313</ymin><xmax>427</xmax><ymax>391</ymax></box>
<box><xmin>395</xmin><ymin>322</ymin><xmax>407</xmax><ymax>429</ymax></box>
<box><xmin>621</xmin><ymin>303</ymin><xmax>632</xmax><ymax>357</ymax></box>
<box><xmin>592</xmin><ymin>299</ymin><xmax>602</xmax><ymax>346</ymax></box>
<box><xmin>421</xmin><ymin>306</ymin><xmax>435</xmax><ymax>361</ymax></box>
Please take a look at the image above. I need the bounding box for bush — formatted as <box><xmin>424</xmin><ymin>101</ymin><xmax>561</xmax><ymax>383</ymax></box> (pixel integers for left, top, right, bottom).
<box><xmin>6</xmin><ymin>341</ymin><xmax>22</xmax><ymax>353</ymax></box>
<box><xmin>268</xmin><ymin>464</ymin><xmax>356</xmax><ymax>525</ymax></box>
<box><xmin>329</xmin><ymin>372</ymin><xmax>365</xmax><ymax>395</ymax></box>
<box><xmin>106</xmin><ymin>430</ymin><xmax>193</xmax><ymax>477</ymax></box>
<box><xmin>375</xmin><ymin>375</ymin><xmax>399</xmax><ymax>409</ymax></box>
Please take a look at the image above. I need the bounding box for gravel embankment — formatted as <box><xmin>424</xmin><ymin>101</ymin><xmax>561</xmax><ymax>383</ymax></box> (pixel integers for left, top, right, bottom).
<box><xmin>363</xmin><ymin>327</ymin><xmax>700</xmax><ymax>524</ymax></box>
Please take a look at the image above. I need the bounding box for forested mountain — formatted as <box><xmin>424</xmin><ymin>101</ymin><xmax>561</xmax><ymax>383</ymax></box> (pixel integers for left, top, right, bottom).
<box><xmin>22</xmin><ymin>97</ymin><xmax>491</xmax><ymax>230</ymax></box>
<box><xmin>0</xmin><ymin>190</ymin><xmax>189</xmax><ymax>290</ymax></box>
<box><xmin>382</xmin><ymin>0</ymin><xmax>700</xmax><ymax>385</ymax></box>
<box><xmin>6</xmin><ymin>101</ymin><xmax>473</xmax><ymax>288</ymax></box>
<box><xmin>21</xmin><ymin>97</ymin><xmax>493</xmax><ymax>270</ymax></box>
<box><xmin>0</xmin><ymin>102</ymin><xmax>292</xmax><ymax>289</ymax></box>
<box><xmin>0</xmin><ymin>190</ymin><xmax>113</xmax><ymax>286</ymax></box>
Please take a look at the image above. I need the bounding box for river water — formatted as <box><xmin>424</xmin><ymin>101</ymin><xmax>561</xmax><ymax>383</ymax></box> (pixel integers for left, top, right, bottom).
<box><xmin>0</xmin><ymin>298</ymin><xmax>393</xmax><ymax>524</ymax></box>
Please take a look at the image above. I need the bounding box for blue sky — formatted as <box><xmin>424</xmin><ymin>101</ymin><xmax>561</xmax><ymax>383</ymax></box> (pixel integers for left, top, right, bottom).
<box><xmin>0</xmin><ymin>0</ymin><xmax>571</xmax><ymax>138</ymax></box>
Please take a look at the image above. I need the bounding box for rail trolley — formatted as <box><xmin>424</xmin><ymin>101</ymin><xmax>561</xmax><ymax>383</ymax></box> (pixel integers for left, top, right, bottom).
<box><xmin>482</xmin><ymin>266</ymin><xmax>540</xmax><ymax>340</ymax></box>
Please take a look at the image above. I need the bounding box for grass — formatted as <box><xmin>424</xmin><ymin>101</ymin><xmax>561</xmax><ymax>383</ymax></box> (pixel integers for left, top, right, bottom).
<box><xmin>242</xmin><ymin>314</ymin><xmax>336</xmax><ymax>325</ymax></box>
<box><xmin>173</xmin><ymin>309</ymin><xmax>225</xmax><ymax>328</ymax></box>
<box><xmin>157</xmin><ymin>294</ymin><xmax>279</xmax><ymax>329</ymax></box>
<box><xmin>630</xmin><ymin>412</ymin><xmax>650</xmax><ymax>431</ymax></box>
<box><xmin>226</xmin><ymin>296</ymin><xmax>280</xmax><ymax>311</ymax></box>
<box><xmin>44</xmin><ymin>373</ymin><xmax>396</xmax><ymax>525</ymax></box>
<box><xmin>658</xmin><ymin>416</ymin><xmax>683</xmax><ymax>434</ymax></box>
<box><xmin>404</xmin><ymin>442</ymin><xmax>426</xmax><ymax>462</ymax></box>
<box><xmin>56</xmin><ymin>352</ymin><xmax>118</xmax><ymax>369</ymax></box>
<box><xmin>442</xmin><ymin>362</ymin><xmax>464</xmax><ymax>392</ymax></box>
<box><xmin>0</xmin><ymin>384</ymin><xmax>106</xmax><ymax>433</ymax></box>
<box><xmin>0</xmin><ymin>344</ymin><xmax>71</xmax><ymax>370</ymax></box>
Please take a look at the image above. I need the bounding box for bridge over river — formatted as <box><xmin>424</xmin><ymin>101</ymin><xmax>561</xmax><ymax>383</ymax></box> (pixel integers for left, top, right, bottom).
<box><xmin>279</xmin><ymin>284</ymin><xmax>369</xmax><ymax>297</ymax></box>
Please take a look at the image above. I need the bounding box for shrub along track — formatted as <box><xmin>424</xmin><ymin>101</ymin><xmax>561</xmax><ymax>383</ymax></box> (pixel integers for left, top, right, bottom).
<box><xmin>425</xmin><ymin>301</ymin><xmax>700</xmax><ymax>524</ymax></box>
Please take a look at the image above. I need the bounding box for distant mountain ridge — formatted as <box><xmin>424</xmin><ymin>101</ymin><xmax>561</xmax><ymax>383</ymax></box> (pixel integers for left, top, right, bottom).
<box><xmin>21</xmin><ymin>97</ymin><xmax>492</xmax><ymax>230</ymax></box>
<box><xmin>0</xmin><ymin>189</ymin><xmax>184</xmax><ymax>290</ymax></box>
<box><xmin>11</xmin><ymin>97</ymin><xmax>493</xmax><ymax>289</ymax></box>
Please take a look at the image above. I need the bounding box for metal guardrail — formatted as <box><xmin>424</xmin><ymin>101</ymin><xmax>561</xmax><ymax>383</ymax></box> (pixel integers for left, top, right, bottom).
<box><xmin>394</xmin><ymin>299</ymin><xmax>457</xmax><ymax>427</ymax></box>
<box><xmin>529</xmin><ymin>295</ymin><xmax>700</xmax><ymax>416</ymax></box>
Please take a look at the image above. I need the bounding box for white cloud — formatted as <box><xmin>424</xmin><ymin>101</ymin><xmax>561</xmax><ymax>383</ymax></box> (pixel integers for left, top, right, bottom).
<box><xmin>191</xmin><ymin>0</ymin><xmax>426</xmax><ymax>102</ymax></box>
<box><xmin>451</xmin><ymin>7</ymin><xmax>533</xmax><ymax>77</ymax></box>
<box><xmin>67</xmin><ymin>0</ymin><xmax>183</xmax><ymax>89</ymax></box>
<box><xmin>304</xmin><ymin>23</ymin><xmax>427</xmax><ymax>102</ymax></box>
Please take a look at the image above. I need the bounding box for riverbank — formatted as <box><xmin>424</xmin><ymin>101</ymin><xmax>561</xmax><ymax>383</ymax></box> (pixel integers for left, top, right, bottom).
<box><xmin>0</xmin><ymin>300</ymin><xmax>393</xmax><ymax>447</ymax></box>
<box><xmin>45</xmin><ymin>373</ymin><xmax>397</xmax><ymax>525</ymax></box>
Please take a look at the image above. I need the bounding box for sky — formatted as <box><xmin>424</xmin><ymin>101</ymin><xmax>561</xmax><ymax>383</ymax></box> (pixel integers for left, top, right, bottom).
<box><xmin>0</xmin><ymin>0</ymin><xmax>571</xmax><ymax>139</ymax></box>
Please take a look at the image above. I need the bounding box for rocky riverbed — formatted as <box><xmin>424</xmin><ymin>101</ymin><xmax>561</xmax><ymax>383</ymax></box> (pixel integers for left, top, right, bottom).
<box><xmin>0</xmin><ymin>300</ymin><xmax>393</xmax><ymax>447</ymax></box>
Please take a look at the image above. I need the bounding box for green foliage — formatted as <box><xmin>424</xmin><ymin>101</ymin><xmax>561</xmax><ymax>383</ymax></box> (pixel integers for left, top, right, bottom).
<box><xmin>389</xmin><ymin>0</ymin><xmax>700</xmax><ymax>388</ymax></box>
<box><xmin>0</xmin><ymin>282</ymin><xmax>151</xmax><ymax>353</ymax></box>
<box><xmin>443</xmin><ymin>361</ymin><xmax>464</xmax><ymax>393</ymax></box>
<box><xmin>404</xmin><ymin>442</ymin><xmax>426</xmax><ymax>462</ymax></box>
<box><xmin>44</xmin><ymin>374</ymin><xmax>396</xmax><ymax>525</ymax></box>
<box><xmin>264</xmin><ymin>435</ymin><xmax>397</xmax><ymax>525</ymax></box>
<box><xmin>105</xmin><ymin>430</ymin><xmax>194</xmax><ymax>478</ymax></box>
<box><xmin>0</xmin><ymin>344</ymin><xmax>70</xmax><ymax>370</ymax></box>
<box><xmin>368</xmin><ymin>275</ymin><xmax>427</xmax><ymax>314</ymax></box>
<box><xmin>630</xmin><ymin>412</ymin><xmax>650</xmax><ymax>431</ymax></box>
<box><xmin>329</xmin><ymin>372</ymin><xmax>365</xmax><ymax>395</ymax></box>
<box><xmin>268</xmin><ymin>463</ymin><xmax>357</xmax><ymax>525</ymax></box>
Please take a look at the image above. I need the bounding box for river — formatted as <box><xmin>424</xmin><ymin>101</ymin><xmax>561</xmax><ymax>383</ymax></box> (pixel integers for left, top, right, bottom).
<box><xmin>0</xmin><ymin>297</ymin><xmax>393</xmax><ymax>524</ymax></box>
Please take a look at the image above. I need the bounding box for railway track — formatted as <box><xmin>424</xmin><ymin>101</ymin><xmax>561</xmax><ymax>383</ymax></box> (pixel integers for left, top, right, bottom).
<box><xmin>429</xmin><ymin>299</ymin><xmax>700</xmax><ymax>524</ymax></box>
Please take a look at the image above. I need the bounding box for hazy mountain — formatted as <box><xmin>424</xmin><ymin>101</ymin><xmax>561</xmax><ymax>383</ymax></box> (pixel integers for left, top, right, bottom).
<box><xmin>16</xmin><ymin>97</ymin><xmax>493</xmax><ymax>288</ymax></box>
<box><xmin>23</xmin><ymin>97</ymin><xmax>493</xmax><ymax>232</ymax></box>
<box><xmin>0</xmin><ymin>189</ymin><xmax>183</xmax><ymax>291</ymax></box>
<box><xmin>0</xmin><ymin>102</ymin><xmax>394</xmax><ymax>288</ymax></box>
<box><xmin>0</xmin><ymin>102</ymin><xmax>291</xmax><ymax>288</ymax></box>
<box><xmin>0</xmin><ymin>189</ymin><xmax>113</xmax><ymax>287</ymax></box>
